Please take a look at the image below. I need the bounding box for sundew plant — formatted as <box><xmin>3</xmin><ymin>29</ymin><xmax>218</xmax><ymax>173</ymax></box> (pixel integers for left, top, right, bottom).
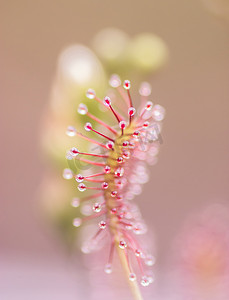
<box><xmin>63</xmin><ymin>74</ymin><xmax>165</xmax><ymax>300</ymax></box>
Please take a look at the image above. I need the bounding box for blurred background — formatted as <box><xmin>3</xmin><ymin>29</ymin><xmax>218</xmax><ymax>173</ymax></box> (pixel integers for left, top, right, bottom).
<box><xmin>1</xmin><ymin>0</ymin><xmax>229</xmax><ymax>299</ymax></box>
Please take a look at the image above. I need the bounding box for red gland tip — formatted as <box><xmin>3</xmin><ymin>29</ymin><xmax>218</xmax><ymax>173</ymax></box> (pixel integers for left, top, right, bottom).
<box><xmin>103</xmin><ymin>96</ymin><xmax>111</xmax><ymax>107</ymax></box>
<box><xmin>119</xmin><ymin>121</ymin><xmax>127</xmax><ymax>130</ymax></box>
<box><xmin>70</xmin><ymin>147</ymin><xmax>79</xmax><ymax>157</ymax></box>
<box><xmin>75</xmin><ymin>174</ymin><xmax>84</xmax><ymax>182</ymax></box>
<box><xmin>123</xmin><ymin>80</ymin><xmax>131</xmax><ymax>90</ymax></box>
<box><xmin>145</xmin><ymin>101</ymin><xmax>153</xmax><ymax>111</ymax></box>
<box><xmin>104</xmin><ymin>166</ymin><xmax>111</xmax><ymax>173</ymax></box>
<box><xmin>84</xmin><ymin>122</ymin><xmax>92</xmax><ymax>131</ymax></box>
<box><xmin>101</xmin><ymin>182</ymin><xmax>109</xmax><ymax>189</ymax></box>
<box><xmin>106</xmin><ymin>141</ymin><xmax>114</xmax><ymax>149</ymax></box>
<box><xmin>128</xmin><ymin>107</ymin><xmax>136</xmax><ymax>116</ymax></box>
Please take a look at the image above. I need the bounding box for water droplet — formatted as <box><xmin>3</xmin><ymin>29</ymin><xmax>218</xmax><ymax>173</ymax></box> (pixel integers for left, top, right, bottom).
<box><xmin>73</xmin><ymin>218</ymin><xmax>82</xmax><ymax>227</ymax></box>
<box><xmin>122</xmin><ymin>141</ymin><xmax>129</xmax><ymax>147</ymax></box>
<box><xmin>93</xmin><ymin>203</ymin><xmax>101</xmax><ymax>213</ymax></box>
<box><xmin>84</xmin><ymin>122</ymin><xmax>92</xmax><ymax>131</ymax></box>
<box><xmin>123</xmin><ymin>80</ymin><xmax>131</xmax><ymax>90</ymax></box>
<box><xmin>70</xmin><ymin>147</ymin><xmax>79</xmax><ymax>157</ymax></box>
<box><xmin>119</xmin><ymin>240</ymin><xmax>127</xmax><ymax>249</ymax></box>
<box><xmin>135</xmin><ymin>249</ymin><xmax>142</xmax><ymax>257</ymax></box>
<box><xmin>111</xmin><ymin>191</ymin><xmax>117</xmax><ymax>197</ymax></box>
<box><xmin>145</xmin><ymin>254</ymin><xmax>156</xmax><ymax>266</ymax></box>
<box><xmin>128</xmin><ymin>107</ymin><xmax>136</xmax><ymax>116</ymax></box>
<box><xmin>99</xmin><ymin>220</ymin><xmax>106</xmax><ymax>229</ymax></box>
<box><xmin>119</xmin><ymin>121</ymin><xmax>126</xmax><ymax>129</ymax></box>
<box><xmin>101</xmin><ymin>182</ymin><xmax>108</xmax><ymax>189</ymax></box>
<box><xmin>78</xmin><ymin>103</ymin><xmax>88</xmax><ymax>115</ymax></box>
<box><xmin>147</xmin><ymin>275</ymin><xmax>154</xmax><ymax>284</ymax></box>
<box><xmin>141</xmin><ymin>276</ymin><xmax>150</xmax><ymax>287</ymax></box>
<box><xmin>152</xmin><ymin>104</ymin><xmax>165</xmax><ymax>121</ymax></box>
<box><xmin>129</xmin><ymin>273</ymin><xmax>136</xmax><ymax>282</ymax></box>
<box><xmin>66</xmin><ymin>151</ymin><xmax>73</xmax><ymax>160</ymax></box>
<box><xmin>133</xmin><ymin>222</ymin><xmax>147</xmax><ymax>235</ymax></box>
<box><xmin>115</xmin><ymin>167</ymin><xmax>124</xmax><ymax>177</ymax></box>
<box><xmin>104</xmin><ymin>166</ymin><xmax>111</xmax><ymax>173</ymax></box>
<box><xmin>63</xmin><ymin>168</ymin><xmax>73</xmax><ymax>179</ymax></box>
<box><xmin>122</xmin><ymin>151</ymin><xmax>130</xmax><ymax>159</ymax></box>
<box><xmin>66</xmin><ymin>126</ymin><xmax>76</xmax><ymax>137</ymax></box>
<box><xmin>75</xmin><ymin>174</ymin><xmax>84</xmax><ymax>182</ymax></box>
<box><xmin>145</xmin><ymin>101</ymin><xmax>153</xmax><ymax>111</ymax></box>
<box><xmin>109</xmin><ymin>74</ymin><xmax>121</xmax><ymax>88</ymax></box>
<box><xmin>117</xmin><ymin>157</ymin><xmax>124</xmax><ymax>164</ymax></box>
<box><xmin>78</xmin><ymin>183</ymin><xmax>86</xmax><ymax>192</ymax></box>
<box><xmin>143</xmin><ymin>121</ymin><xmax>149</xmax><ymax>128</ymax></box>
<box><xmin>104</xmin><ymin>263</ymin><xmax>112</xmax><ymax>274</ymax></box>
<box><xmin>111</xmin><ymin>207</ymin><xmax>117</xmax><ymax>214</ymax></box>
<box><xmin>71</xmin><ymin>197</ymin><xmax>80</xmax><ymax>207</ymax></box>
<box><xmin>139</xmin><ymin>82</ymin><xmax>151</xmax><ymax>96</ymax></box>
<box><xmin>86</xmin><ymin>88</ymin><xmax>96</xmax><ymax>99</ymax></box>
<box><xmin>106</xmin><ymin>141</ymin><xmax>114</xmax><ymax>149</ymax></box>
<box><xmin>103</xmin><ymin>96</ymin><xmax>111</xmax><ymax>106</ymax></box>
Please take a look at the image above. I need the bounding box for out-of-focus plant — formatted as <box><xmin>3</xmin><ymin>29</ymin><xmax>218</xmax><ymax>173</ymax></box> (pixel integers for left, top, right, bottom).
<box><xmin>40</xmin><ymin>28</ymin><xmax>168</xmax><ymax>249</ymax></box>
<box><xmin>92</xmin><ymin>28</ymin><xmax>168</xmax><ymax>78</ymax></box>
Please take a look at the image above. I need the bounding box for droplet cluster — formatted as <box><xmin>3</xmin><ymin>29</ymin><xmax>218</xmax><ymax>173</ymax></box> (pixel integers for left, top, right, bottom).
<box><xmin>64</xmin><ymin>75</ymin><xmax>165</xmax><ymax>286</ymax></box>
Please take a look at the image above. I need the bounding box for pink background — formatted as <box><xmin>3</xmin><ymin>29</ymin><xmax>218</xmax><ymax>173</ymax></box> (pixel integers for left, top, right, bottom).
<box><xmin>1</xmin><ymin>1</ymin><xmax>229</xmax><ymax>299</ymax></box>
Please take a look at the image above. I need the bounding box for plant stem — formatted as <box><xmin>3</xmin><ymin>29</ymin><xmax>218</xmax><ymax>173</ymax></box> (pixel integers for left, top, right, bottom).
<box><xmin>116</xmin><ymin>243</ymin><xmax>144</xmax><ymax>300</ymax></box>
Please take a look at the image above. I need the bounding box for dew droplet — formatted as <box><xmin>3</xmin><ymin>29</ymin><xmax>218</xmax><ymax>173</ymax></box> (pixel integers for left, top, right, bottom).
<box><xmin>147</xmin><ymin>275</ymin><xmax>154</xmax><ymax>284</ymax></box>
<box><xmin>109</xmin><ymin>74</ymin><xmax>121</xmax><ymax>88</ymax></box>
<box><xmin>122</xmin><ymin>141</ymin><xmax>129</xmax><ymax>147</ymax></box>
<box><xmin>135</xmin><ymin>249</ymin><xmax>142</xmax><ymax>257</ymax></box>
<box><xmin>141</xmin><ymin>276</ymin><xmax>150</xmax><ymax>287</ymax></box>
<box><xmin>70</xmin><ymin>147</ymin><xmax>79</xmax><ymax>157</ymax></box>
<box><xmin>111</xmin><ymin>207</ymin><xmax>117</xmax><ymax>214</ymax></box>
<box><xmin>144</xmin><ymin>254</ymin><xmax>156</xmax><ymax>266</ymax></box>
<box><xmin>73</xmin><ymin>218</ymin><xmax>82</xmax><ymax>227</ymax></box>
<box><xmin>63</xmin><ymin>168</ymin><xmax>73</xmax><ymax>180</ymax></box>
<box><xmin>115</xmin><ymin>167</ymin><xmax>124</xmax><ymax>177</ymax></box>
<box><xmin>119</xmin><ymin>121</ymin><xmax>127</xmax><ymax>129</ymax></box>
<box><xmin>78</xmin><ymin>183</ymin><xmax>86</xmax><ymax>192</ymax></box>
<box><xmin>119</xmin><ymin>240</ymin><xmax>127</xmax><ymax>249</ymax></box>
<box><xmin>103</xmin><ymin>96</ymin><xmax>111</xmax><ymax>106</ymax></box>
<box><xmin>139</xmin><ymin>82</ymin><xmax>151</xmax><ymax>97</ymax></box>
<box><xmin>123</xmin><ymin>80</ymin><xmax>131</xmax><ymax>90</ymax></box>
<box><xmin>101</xmin><ymin>182</ymin><xmax>108</xmax><ymax>189</ymax></box>
<box><xmin>104</xmin><ymin>165</ymin><xmax>111</xmax><ymax>173</ymax></box>
<box><xmin>78</xmin><ymin>103</ymin><xmax>88</xmax><ymax>115</ymax></box>
<box><xmin>106</xmin><ymin>141</ymin><xmax>114</xmax><ymax>149</ymax></box>
<box><xmin>122</xmin><ymin>151</ymin><xmax>130</xmax><ymax>159</ymax></box>
<box><xmin>152</xmin><ymin>104</ymin><xmax>165</xmax><ymax>121</ymax></box>
<box><xmin>129</xmin><ymin>273</ymin><xmax>136</xmax><ymax>282</ymax></box>
<box><xmin>84</xmin><ymin>122</ymin><xmax>92</xmax><ymax>131</ymax></box>
<box><xmin>93</xmin><ymin>203</ymin><xmax>101</xmax><ymax>213</ymax></box>
<box><xmin>111</xmin><ymin>191</ymin><xmax>117</xmax><ymax>197</ymax></box>
<box><xmin>75</xmin><ymin>174</ymin><xmax>84</xmax><ymax>182</ymax></box>
<box><xmin>86</xmin><ymin>88</ymin><xmax>96</xmax><ymax>99</ymax></box>
<box><xmin>71</xmin><ymin>197</ymin><xmax>80</xmax><ymax>207</ymax></box>
<box><xmin>66</xmin><ymin>126</ymin><xmax>76</xmax><ymax>137</ymax></box>
<box><xmin>117</xmin><ymin>157</ymin><xmax>124</xmax><ymax>164</ymax></box>
<box><xmin>104</xmin><ymin>263</ymin><xmax>112</xmax><ymax>274</ymax></box>
<box><xmin>128</xmin><ymin>107</ymin><xmax>136</xmax><ymax>116</ymax></box>
<box><xmin>66</xmin><ymin>151</ymin><xmax>73</xmax><ymax>160</ymax></box>
<box><xmin>99</xmin><ymin>220</ymin><xmax>106</xmax><ymax>229</ymax></box>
